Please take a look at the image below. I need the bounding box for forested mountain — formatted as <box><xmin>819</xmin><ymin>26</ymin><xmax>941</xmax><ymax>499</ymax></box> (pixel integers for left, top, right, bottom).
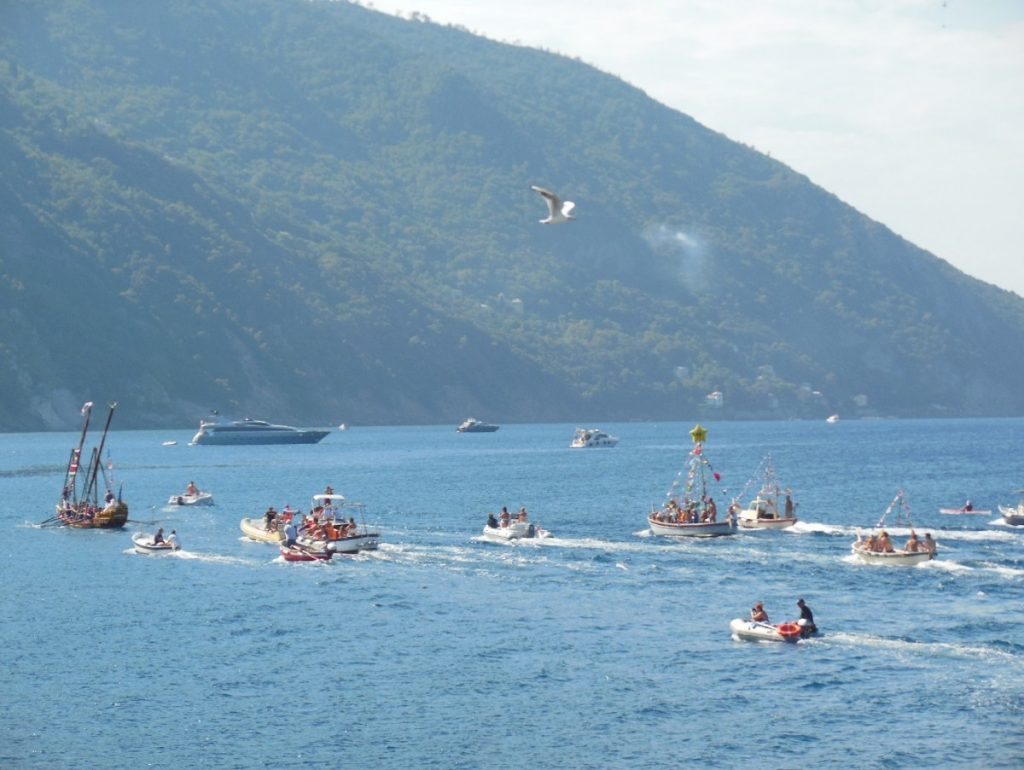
<box><xmin>1</xmin><ymin>0</ymin><xmax>1022</xmax><ymax>430</ymax></box>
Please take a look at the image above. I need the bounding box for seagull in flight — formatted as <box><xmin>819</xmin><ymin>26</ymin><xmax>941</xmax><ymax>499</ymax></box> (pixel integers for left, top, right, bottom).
<box><xmin>531</xmin><ymin>185</ymin><xmax>576</xmax><ymax>224</ymax></box>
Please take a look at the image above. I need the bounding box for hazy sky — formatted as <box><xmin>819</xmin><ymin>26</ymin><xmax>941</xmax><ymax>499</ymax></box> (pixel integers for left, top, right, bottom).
<box><xmin>374</xmin><ymin>0</ymin><xmax>1024</xmax><ymax>296</ymax></box>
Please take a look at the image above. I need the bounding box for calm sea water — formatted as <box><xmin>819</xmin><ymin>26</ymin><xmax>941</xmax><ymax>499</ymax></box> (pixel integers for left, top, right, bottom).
<box><xmin>2</xmin><ymin>419</ymin><xmax>1023</xmax><ymax>769</ymax></box>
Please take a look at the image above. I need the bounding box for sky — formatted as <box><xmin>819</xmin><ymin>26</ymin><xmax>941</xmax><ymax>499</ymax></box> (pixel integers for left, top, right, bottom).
<box><xmin>372</xmin><ymin>0</ymin><xmax>1024</xmax><ymax>296</ymax></box>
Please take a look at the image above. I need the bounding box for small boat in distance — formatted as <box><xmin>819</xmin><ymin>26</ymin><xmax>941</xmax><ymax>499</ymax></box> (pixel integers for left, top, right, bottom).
<box><xmin>851</xmin><ymin>490</ymin><xmax>936</xmax><ymax>565</ymax></box>
<box><xmin>647</xmin><ymin>424</ymin><xmax>736</xmax><ymax>538</ymax></box>
<box><xmin>570</xmin><ymin>427</ymin><xmax>619</xmax><ymax>448</ymax></box>
<box><xmin>168</xmin><ymin>482</ymin><xmax>214</xmax><ymax>506</ymax></box>
<box><xmin>190</xmin><ymin>417</ymin><xmax>329</xmax><ymax>446</ymax></box>
<box><xmin>482</xmin><ymin>507</ymin><xmax>549</xmax><ymax>542</ymax></box>
<box><xmin>457</xmin><ymin>417</ymin><xmax>499</xmax><ymax>433</ymax></box>
<box><xmin>939</xmin><ymin>501</ymin><xmax>990</xmax><ymax>515</ymax></box>
<box><xmin>826</xmin><ymin>414</ymin><xmax>839</xmax><ymax>424</ymax></box>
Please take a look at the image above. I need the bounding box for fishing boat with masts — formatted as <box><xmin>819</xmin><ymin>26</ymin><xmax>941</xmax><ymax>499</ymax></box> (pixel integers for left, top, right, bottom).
<box><xmin>851</xmin><ymin>490</ymin><xmax>936</xmax><ymax>565</ymax></box>
<box><xmin>51</xmin><ymin>402</ymin><xmax>129</xmax><ymax>529</ymax></box>
<box><xmin>735</xmin><ymin>453</ymin><xmax>799</xmax><ymax>530</ymax></box>
<box><xmin>647</xmin><ymin>424</ymin><xmax>736</xmax><ymax>537</ymax></box>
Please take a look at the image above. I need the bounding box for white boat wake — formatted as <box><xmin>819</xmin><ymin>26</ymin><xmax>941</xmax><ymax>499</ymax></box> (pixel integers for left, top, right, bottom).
<box><xmin>823</xmin><ymin>631</ymin><xmax>1023</xmax><ymax>664</ymax></box>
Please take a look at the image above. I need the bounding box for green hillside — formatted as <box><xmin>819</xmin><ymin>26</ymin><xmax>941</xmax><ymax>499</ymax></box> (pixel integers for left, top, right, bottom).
<box><xmin>1</xmin><ymin>0</ymin><xmax>1022</xmax><ymax>430</ymax></box>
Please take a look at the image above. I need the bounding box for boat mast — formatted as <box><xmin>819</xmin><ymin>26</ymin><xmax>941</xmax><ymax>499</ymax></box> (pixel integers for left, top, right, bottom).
<box><xmin>83</xmin><ymin>402</ymin><xmax>117</xmax><ymax>504</ymax></box>
<box><xmin>60</xmin><ymin>401</ymin><xmax>93</xmax><ymax>503</ymax></box>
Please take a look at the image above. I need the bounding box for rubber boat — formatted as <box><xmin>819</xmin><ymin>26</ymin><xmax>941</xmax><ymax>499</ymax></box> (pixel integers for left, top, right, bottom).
<box><xmin>132</xmin><ymin>532</ymin><xmax>180</xmax><ymax>555</ymax></box>
<box><xmin>939</xmin><ymin>507</ymin><xmax>990</xmax><ymax>515</ymax></box>
<box><xmin>646</xmin><ymin>425</ymin><xmax>737</xmax><ymax>539</ymax></box>
<box><xmin>729</xmin><ymin>619</ymin><xmax>805</xmax><ymax>643</ymax></box>
<box><xmin>570</xmin><ymin>427</ymin><xmax>619</xmax><ymax>448</ymax></box>
<box><xmin>481</xmin><ymin>520</ymin><xmax>550</xmax><ymax>542</ymax></box>
<box><xmin>167</xmin><ymin>491</ymin><xmax>214</xmax><ymax>506</ymax></box>
<box><xmin>998</xmin><ymin>503</ymin><xmax>1024</xmax><ymax>526</ymax></box>
<box><xmin>279</xmin><ymin>544</ymin><xmax>331</xmax><ymax>562</ymax></box>
<box><xmin>240</xmin><ymin>517</ymin><xmax>283</xmax><ymax>543</ymax></box>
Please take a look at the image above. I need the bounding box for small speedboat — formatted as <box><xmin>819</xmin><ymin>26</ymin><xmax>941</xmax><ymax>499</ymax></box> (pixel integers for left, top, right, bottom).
<box><xmin>168</xmin><ymin>491</ymin><xmax>214</xmax><ymax>506</ymax></box>
<box><xmin>998</xmin><ymin>504</ymin><xmax>1024</xmax><ymax>526</ymax></box>
<box><xmin>730</xmin><ymin>619</ymin><xmax>804</xmax><ymax>643</ymax></box>
<box><xmin>570</xmin><ymin>428</ymin><xmax>619</xmax><ymax>448</ymax></box>
<box><xmin>481</xmin><ymin>520</ymin><xmax>550</xmax><ymax>542</ymax></box>
<box><xmin>132</xmin><ymin>532</ymin><xmax>180</xmax><ymax>555</ymax></box>
<box><xmin>280</xmin><ymin>544</ymin><xmax>332</xmax><ymax>562</ymax></box>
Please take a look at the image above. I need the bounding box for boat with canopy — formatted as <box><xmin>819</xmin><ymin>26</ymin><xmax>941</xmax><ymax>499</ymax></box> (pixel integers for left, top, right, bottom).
<box><xmin>735</xmin><ymin>453</ymin><xmax>799</xmax><ymax>530</ymax></box>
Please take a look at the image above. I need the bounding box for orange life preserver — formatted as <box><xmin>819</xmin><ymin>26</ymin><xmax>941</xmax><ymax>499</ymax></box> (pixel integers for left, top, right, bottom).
<box><xmin>776</xmin><ymin>623</ymin><xmax>801</xmax><ymax>640</ymax></box>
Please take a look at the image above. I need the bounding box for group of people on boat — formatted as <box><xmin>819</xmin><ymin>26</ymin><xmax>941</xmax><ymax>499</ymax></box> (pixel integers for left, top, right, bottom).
<box><xmin>57</xmin><ymin>489</ymin><xmax>121</xmax><ymax>524</ymax></box>
<box><xmin>859</xmin><ymin>529</ymin><xmax>936</xmax><ymax>556</ymax></box>
<box><xmin>652</xmin><ymin>496</ymin><xmax>724</xmax><ymax>524</ymax></box>
<box><xmin>485</xmin><ymin>506</ymin><xmax>530</xmax><ymax>529</ymax></box>
<box><xmin>750</xmin><ymin>598</ymin><xmax>818</xmax><ymax>638</ymax></box>
<box><xmin>265</xmin><ymin>501</ymin><xmax>361</xmax><ymax>544</ymax></box>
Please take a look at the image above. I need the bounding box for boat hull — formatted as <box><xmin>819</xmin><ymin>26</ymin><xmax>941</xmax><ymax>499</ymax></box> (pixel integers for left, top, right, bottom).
<box><xmin>851</xmin><ymin>543</ymin><xmax>933</xmax><ymax>565</ymax></box>
<box><xmin>729</xmin><ymin>619</ymin><xmax>802</xmax><ymax>643</ymax></box>
<box><xmin>939</xmin><ymin>508</ymin><xmax>990</xmax><ymax>516</ymax></box>
<box><xmin>481</xmin><ymin>522</ymin><xmax>549</xmax><ymax>541</ymax></box>
<box><xmin>58</xmin><ymin>502</ymin><xmax>129</xmax><ymax>529</ymax></box>
<box><xmin>280</xmin><ymin>545</ymin><xmax>331</xmax><ymax>562</ymax></box>
<box><xmin>168</xmin><ymin>492</ymin><xmax>214</xmax><ymax>506</ymax></box>
<box><xmin>240</xmin><ymin>518</ymin><xmax>283</xmax><ymax>543</ymax></box>
<box><xmin>648</xmin><ymin>514</ymin><xmax>736</xmax><ymax>538</ymax></box>
<box><xmin>738</xmin><ymin>512</ymin><xmax>797</xmax><ymax>530</ymax></box>
<box><xmin>132</xmin><ymin>532</ymin><xmax>179</xmax><ymax>554</ymax></box>
<box><xmin>192</xmin><ymin>429</ymin><xmax>329</xmax><ymax>445</ymax></box>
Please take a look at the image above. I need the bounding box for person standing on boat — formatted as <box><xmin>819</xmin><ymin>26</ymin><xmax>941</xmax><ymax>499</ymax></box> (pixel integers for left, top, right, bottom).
<box><xmin>517</xmin><ymin>506</ymin><xmax>529</xmax><ymax>522</ymax></box>
<box><xmin>264</xmin><ymin>506</ymin><xmax>277</xmax><ymax>532</ymax></box>
<box><xmin>923</xmin><ymin>533</ymin><xmax>937</xmax><ymax>558</ymax></box>
<box><xmin>186</xmin><ymin>481</ymin><xmax>199</xmax><ymax>496</ymax></box>
<box><xmin>706</xmin><ymin>497</ymin><xmax>718</xmax><ymax>523</ymax></box>
<box><xmin>784</xmin><ymin>495</ymin><xmax>794</xmax><ymax>517</ymax></box>
<box><xmin>500</xmin><ymin>507</ymin><xmax>511</xmax><ymax>527</ymax></box>
<box><xmin>284</xmin><ymin>520</ymin><xmax>298</xmax><ymax>547</ymax></box>
<box><xmin>750</xmin><ymin>602</ymin><xmax>769</xmax><ymax>623</ymax></box>
<box><xmin>796</xmin><ymin>599</ymin><xmax>816</xmax><ymax>637</ymax></box>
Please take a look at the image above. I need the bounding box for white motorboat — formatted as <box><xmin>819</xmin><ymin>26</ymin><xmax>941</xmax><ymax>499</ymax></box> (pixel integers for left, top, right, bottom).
<box><xmin>735</xmin><ymin>455</ymin><xmax>798</xmax><ymax>530</ymax></box>
<box><xmin>729</xmin><ymin>618</ymin><xmax>804</xmax><ymax>643</ymax></box>
<box><xmin>240</xmin><ymin>517</ymin><xmax>284</xmax><ymax>544</ymax></box>
<box><xmin>646</xmin><ymin>424</ymin><xmax>736</xmax><ymax>538</ymax></box>
<box><xmin>570</xmin><ymin>427</ymin><xmax>619</xmax><ymax>448</ymax></box>
<box><xmin>998</xmin><ymin>504</ymin><xmax>1024</xmax><ymax>526</ymax></box>
<box><xmin>132</xmin><ymin>532</ymin><xmax>180</xmax><ymax>555</ymax></box>
<box><xmin>850</xmin><ymin>491</ymin><xmax>936</xmax><ymax>565</ymax></box>
<box><xmin>826</xmin><ymin>414</ymin><xmax>839</xmax><ymax>424</ymax></box>
<box><xmin>292</xmin><ymin>491</ymin><xmax>381</xmax><ymax>554</ymax></box>
<box><xmin>457</xmin><ymin>417</ymin><xmax>499</xmax><ymax>433</ymax></box>
<box><xmin>167</xmin><ymin>491</ymin><xmax>214</xmax><ymax>506</ymax></box>
<box><xmin>190</xmin><ymin>417</ymin><xmax>329</xmax><ymax>445</ymax></box>
<box><xmin>481</xmin><ymin>520</ymin><xmax>550</xmax><ymax>541</ymax></box>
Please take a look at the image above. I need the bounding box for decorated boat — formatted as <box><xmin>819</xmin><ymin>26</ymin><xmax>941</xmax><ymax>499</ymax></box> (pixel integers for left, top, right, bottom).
<box><xmin>851</xmin><ymin>490</ymin><xmax>936</xmax><ymax>565</ymax></box>
<box><xmin>647</xmin><ymin>424</ymin><xmax>736</xmax><ymax>538</ymax></box>
<box><xmin>729</xmin><ymin>619</ymin><xmax>804</xmax><ymax>643</ymax></box>
<box><xmin>50</xmin><ymin>402</ymin><xmax>129</xmax><ymax>530</ymax></box>
<box><xmin>570</xmin><ymin>427</ymin><xmax>619</xmax><ymax>448</ymax></box>
<box><xmin>132</xmin><ymin>531</ymin><xmax>180</xmax><ymax>555</ymax></box>
<box><xmin>735</xmin><ymin>454</ymin><xmax>799</xmax><ymax>530</ymax></box>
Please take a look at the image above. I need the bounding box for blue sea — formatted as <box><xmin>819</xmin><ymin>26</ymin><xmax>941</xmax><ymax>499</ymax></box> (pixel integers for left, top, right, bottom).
<box><xmin>2</xmin><ymin>419</ymin><xmax>1023</xmax><ymax>769</ymax></box>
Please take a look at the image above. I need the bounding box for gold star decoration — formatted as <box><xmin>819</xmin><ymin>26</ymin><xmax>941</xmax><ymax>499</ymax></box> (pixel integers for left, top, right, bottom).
<box><xmin>689</xmin><ymin>424</ymin><xmax>707</xmax><ymax>444</ymax></box>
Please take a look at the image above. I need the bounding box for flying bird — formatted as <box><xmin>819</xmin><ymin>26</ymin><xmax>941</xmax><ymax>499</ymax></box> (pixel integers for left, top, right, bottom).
<box><xmin>531</xmin><ymin>185</ymin><xmax>576</xmax><ymax>224</ymax></box>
